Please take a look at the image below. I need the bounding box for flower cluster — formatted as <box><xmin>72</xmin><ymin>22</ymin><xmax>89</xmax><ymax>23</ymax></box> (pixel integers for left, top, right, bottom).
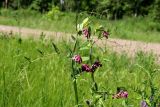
<box><xmin>112</xmin><ymin>90</ymin><xmax>128</xmax><ymax>99</ymax></box>
<box><xmin>82</xmin><ymin>28</ymin><xmax>109</xmax><ymax>39</ymax></box>
<box><xmin>71</xmin><ymin>18</ymin><xmax>131</xmax><ymax>106</ymax></box>
<box><xmin>81</xmin><ymin>61</ymin><xmax>102</xmax><ymax>73</ymax></box>
<box><xmin>72</xmin><ymin>55</ymin><xmax>102</xmax><ymax>73</ymax></box>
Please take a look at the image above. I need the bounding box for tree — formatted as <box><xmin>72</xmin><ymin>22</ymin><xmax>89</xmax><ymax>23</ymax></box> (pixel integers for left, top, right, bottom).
<box><xmin>96</xmin><ymin>0</ymin><xmax>127</xmax><ymax>20</ymax></box>
<box><xmin>153</xmin><ymin>0</ymin><xmax>160</xmax><ymax>22</ymax></box>
<box><xmin>30</xmin><ymin>0</ymin><xmax>52</xmax><ymax>13</ymax></box>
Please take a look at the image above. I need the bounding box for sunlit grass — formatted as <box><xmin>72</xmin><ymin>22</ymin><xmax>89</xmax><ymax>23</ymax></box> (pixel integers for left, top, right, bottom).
<box><xmin>0</xmin><ymin>9</ymin><xmax>160</xmax><ymax>43</ymax></box>
<box><xmin>0</xmin><ymin>34</ymin><xmax>159</xmax><ymax>107</ymax></box>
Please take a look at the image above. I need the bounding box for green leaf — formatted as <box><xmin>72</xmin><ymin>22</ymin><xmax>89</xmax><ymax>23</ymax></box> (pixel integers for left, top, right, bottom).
<box><xmin>37</xmin><ymin>49</ymin><xmax>44</xmax><ymax>56</ymax></box>
<box><xmin>82</xmin><ymin>17</ymin><xmax>89</xmax><ymax>28</ymax></box>
<box><xmin>97</xmin><ymin>25</ymin><xmax>104</xmax><ymax>31</ymax></box>
<box><xmin>82</xmin><ymin>17</ymin><xmax>89</xmax><ymax>24</ymax></box>
<box><xmin>71</xmin><ymin>35</ymin><xmax>76</xmax><ymax>41</ymax></box>
<box><xmin>121</xmin><ymin>100</ymin><xmax>127</xmax><ymax>107</ymax></box>
<box><xmin>95</xmin><ymin>25</ymin><xmax>104</xmax><ymax>33</ymax></box>
<box><xmin>79</xmin><ymin>46</ymin><xmax>89</xmax><ymax>51</ymax></box>
<box><xmin>24</xmin><ymin>56</ymin><xmax>31</xmax><ymax>63</ymax></box>
<box><xmin>77</xmin><ymin>24</ymin><xmax>83</xmax><ymax>31</ymax></box>
<box><xmin>51</xmin><ymin>42</ymin><xmax>60</xmax><ymax>54</ymax></box>
<box><xmin>145</xmin><ymin>99</ymin><xmax>151</xmax><ymax>106</ymax></box>
<box><xmin>103</xmin><ymin>58</ymin><xmax>110</xmax><ymax>62</ymax></box>
<box><xmin>82</xmin><ymin>57</ymin><xmax>89</xmax><ymax>61</ymax></box>
<box><xmin>87</xmin><ymin>43</ymin><xmax>91</xmax><ymax>47</ymax></box>
<box><xmin>136</xmin><ymin>96</ymin><xmax>142</xmax><ymax>100</ymax></box>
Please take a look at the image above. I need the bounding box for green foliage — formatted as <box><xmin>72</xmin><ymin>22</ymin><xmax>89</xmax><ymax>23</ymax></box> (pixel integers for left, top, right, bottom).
<box><xmin>0</xmin><ymin>9</ymin><xmax>160</xmax><ymax>42</ymax></box>
<box><xmin>45</xmin><ymin>6</ymin><xmax>64</xmax><ymax>20</ymax></box>
<box><xmin>96</xmin><ymin>0</ymin><xmax>126</xmax><ymax>20</ymax></box>
<box><xmin>0</xmin><ymin>35</ymin><xmax>159</xmax><ymax>106</ymax></box>
<box><xmin>0</xmin><ymin>0</ymin><xmax>158</xmax><ymax>20</ymax></box>
<box><xmin>152</xmin><ymin>0</ymin><xmax>160</xmax><ymax>22</ymax></box>
<box><xmin>29</xmin><ymin>0</ymin><xmax>51</xmax><ymax>13</ymax></box>
<box><xmin>64</xmin><ymin>0</ymin><xmax>76</xmax><ymax>11</ymax></box>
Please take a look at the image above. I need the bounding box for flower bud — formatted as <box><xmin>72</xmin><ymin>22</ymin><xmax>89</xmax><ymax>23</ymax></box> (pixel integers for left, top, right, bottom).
<box><xmin>91</xmin><ymin>61</ymin><xmax>102</xmax><ymax>72</ymax></box>
<box><xmin>102</xmin><ymin>31</ymin><xmax>109</xmax><ymax>39</ymax></box>
<box><xmin>112</xmin><ymin>90</ymin><xmax>128</xmax><ymax>99</ymax></box>
<box><xmin>72</xmin><ymin>55</ymin><xmax>82</xmax><ymax>64</ymax></box>
<box><xmin>82</xmin><ymin>28</ymin><xmax>90</xmax><ymax>39</ymax></box>
<box><xmin>140</xmin><ymin>100</ymin><xmax>148</xmax><ymax>107</ymax></box>
<box><xmin>81</xmin><ymin>64</ymin><xmax>91</xmax><ymax>72</ymax></box>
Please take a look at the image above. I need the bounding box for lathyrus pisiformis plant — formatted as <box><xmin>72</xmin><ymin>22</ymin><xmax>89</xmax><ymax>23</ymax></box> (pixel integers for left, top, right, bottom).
<box><xmin>70</xmin><ymin>17</ymin><xmax>128</xmax><ymax>107</ymax></box>
<box><xmin>131</xmin><ymin>65</ymin><xmax>160</xmax><ymax>107</ymax></box>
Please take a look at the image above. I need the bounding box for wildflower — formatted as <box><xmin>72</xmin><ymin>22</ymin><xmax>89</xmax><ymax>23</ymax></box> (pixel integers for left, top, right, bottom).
<box><xmin>81</xmin><ymin>64</ymin><xmax>91</xmax><ymax>72</ymax></box>
<box><xmin>82</xmin><ymin>28</ymin><xmax>90</xmax><ymax>39</ymax></box>
<box><xmin>121</xmin><ymin>91</ymin><xmax>128</xmax><ymax>98</ymax></box>
<box><xmin>102</xmin><ymin>31</ymin><xmax>109</xmax><ymax>39</ymax></box>
<box><xmin>91</xmin><ymin>61</ymin><xmax>102</xmax><ymax>72</ymax></box>
<box><xmin>140</xmin><ymin>100</ymin><xmax>148</xmax><ymax>107</ymax></box>
<box><xmin>112</xmin><ymin>90</ymin><xmax>128</xmax><ymax>99</ymax></box>
<box><xmin>72</xmin><ymin>55</ymin><xmax>82</xmax><ymax>64</ymax></box>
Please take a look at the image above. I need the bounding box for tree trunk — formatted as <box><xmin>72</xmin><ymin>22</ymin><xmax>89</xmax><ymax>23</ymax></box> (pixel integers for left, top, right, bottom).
<box><xmin>134</xmin><ymin>8</ymin><xmax>137</xmax><ymax>17</ymax></box>
<box><xmin>60</xmin><ymin>0</ymin><xmax>64</xmax><ymax>11</ymax></box>
<box><xmin>5</xmin><ymin>0</ymin><xmax>8</xmax><ymax>8</ymax></box>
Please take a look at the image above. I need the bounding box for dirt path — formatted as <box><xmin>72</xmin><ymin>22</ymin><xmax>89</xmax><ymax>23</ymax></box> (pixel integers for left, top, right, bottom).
<box><xmin>0</xmin><ymin>25</ymin><xmax>160</xmax><ymax>63</ymax></box>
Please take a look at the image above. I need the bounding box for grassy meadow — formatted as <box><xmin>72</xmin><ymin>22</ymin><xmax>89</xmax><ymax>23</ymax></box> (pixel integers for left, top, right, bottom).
<box><xmin>0</xmin><ymin>33</ymin><xmax>160</xmax><ymax>107</ymax></box>
<box><xmin>0</xmin><ymin>9</ymin><xmax>160</xmax><ymax>43</ymax></box>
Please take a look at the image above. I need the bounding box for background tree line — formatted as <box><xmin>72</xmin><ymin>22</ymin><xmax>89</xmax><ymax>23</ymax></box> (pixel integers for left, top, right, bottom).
<box><xmin>0</xmin><ymin>0</ymin><xmax>160</xmax><ymax>21</ymax></box>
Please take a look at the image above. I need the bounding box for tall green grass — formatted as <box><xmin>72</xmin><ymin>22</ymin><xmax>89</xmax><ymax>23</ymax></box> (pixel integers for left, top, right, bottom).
<box><xmin>0</xmin><ymin>9</ymin><xmax>160</xmax><ymax>43</ymax></box>
<box><xmin>0</xmin><ymin>34</ymin><xmax>159</xmax><ymax>107</ymax></box>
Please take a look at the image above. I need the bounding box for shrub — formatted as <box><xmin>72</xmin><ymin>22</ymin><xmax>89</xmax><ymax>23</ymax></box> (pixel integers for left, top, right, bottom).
<box><xmin>45</xmin><ymin>6</ymin><xmax>64</xmax><ymax>20</ymax></box>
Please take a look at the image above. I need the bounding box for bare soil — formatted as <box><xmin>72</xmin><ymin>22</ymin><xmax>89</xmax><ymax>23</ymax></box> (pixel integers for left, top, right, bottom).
<box><xmin>0</xmin><ymin>25</ymin><xmax>160</xmax><ymax>63</ymax></box>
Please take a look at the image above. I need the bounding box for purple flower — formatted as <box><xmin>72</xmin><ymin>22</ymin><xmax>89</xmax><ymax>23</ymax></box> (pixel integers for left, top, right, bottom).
<box><xmin>81</xmin><ymin>64</ymin><xmax>91</xmax><ymax>72</ymax></box>
<box><xmin>140</xmin><ymin>100</ymin><xmax>148</xmax><ymax>107</ymax></box>
<box><xmin>102</xmin><ymin>31</ymin><xmax>109</xmax><ymax>39</ymax></box>
<box><xmin>91</xmin><ymin>61</ymin><xmax>102</xmax><ymax>72</ymax></box>
<box><xmin>112</xmin><ymin>90</ymin><xmax>128</xmax><ymax>99</ymax></box>
<box><xmin>82</xmin><ymin>28</ymin><xmax>90</xmax><ymax>39</ymax></box>
<box><xmin>121</xmin><ymin>91</ymin><xmax>128</xmax><ymax>98</ymax></box>
<box><xmin>72</xmin><ymin>55</ymin><xmax>82</xmax><ymax>64</ymax></box>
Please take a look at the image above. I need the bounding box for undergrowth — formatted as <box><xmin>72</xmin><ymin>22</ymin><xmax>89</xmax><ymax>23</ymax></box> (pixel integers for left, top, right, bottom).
<box><xmin>0</xmin><ymin>33</ymin><xmax>159</xmax><ymax>107</ymax></box>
